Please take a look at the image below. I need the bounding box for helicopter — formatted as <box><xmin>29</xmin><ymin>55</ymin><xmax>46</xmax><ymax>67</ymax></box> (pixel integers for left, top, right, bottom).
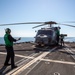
<box><xmin>34</xmin><ymin>26</ymin><xmax>60</xmax><ymax>46</ymax></box>
<box><xmin>32</xmin><ymin>21</ymin><xmax>67</xmax><ymax>46</ymax></box>
<box><xmin>0</xmin><ymin>21</ymin><xmax>75</xmax><ymax>46</ymax></box>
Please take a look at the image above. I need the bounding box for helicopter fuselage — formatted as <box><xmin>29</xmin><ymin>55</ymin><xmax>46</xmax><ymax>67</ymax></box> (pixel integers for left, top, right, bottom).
<box><xmin>35</xmin><ymin>27</ymin><xmax>58</xmax><ymax>46</ymax></box>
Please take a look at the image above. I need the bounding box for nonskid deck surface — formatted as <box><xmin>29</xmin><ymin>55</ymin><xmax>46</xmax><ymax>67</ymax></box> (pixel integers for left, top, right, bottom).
<box><xmin>0</xmin><ymin>42</ymin><xmax>75</xmax><ymax>75</ymax></box>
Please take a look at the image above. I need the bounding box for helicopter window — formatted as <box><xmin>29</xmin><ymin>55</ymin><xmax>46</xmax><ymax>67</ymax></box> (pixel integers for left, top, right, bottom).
<box><xmin>37</xmin><ymin>30</ymin><xmax>53</xmax><ymax>35</ymax></box>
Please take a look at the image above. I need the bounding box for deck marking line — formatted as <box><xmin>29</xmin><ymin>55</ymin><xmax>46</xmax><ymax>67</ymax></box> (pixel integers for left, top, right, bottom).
<box><xmin>25</xmin><ymin>60</ymin><xmax>41</xmax><ymax>75</ymax></box>
<box><xmin>15</xmin><ymin>53</ymin><xmax>35</xmax><ymax>64</ymax></box>
<box><xmin>41</xmin><ymin>59</ymin><xmax>75</xmax><ymax>65</ymax></box>
<box><xmin>65</xmin><ymin>44</ymin><xmax>75</xmax><ymax>60</ymax></box>
<box><xmin>15</xmin><ymin>54</ymin><xmax>34</xmax><ymax>59</ymax></box>
<box><xmin>6</xmin><ymin>53</ymin><xmax>38</xmax><ymax>75</ymax></box>
<box><xmin>7</xmin><ymin>47</ymin><xmax>57</xmax><ymax>75</ymax></box>
<box><xmin>0</xmin><ymin>52</ymin><xmax>6</xmax><ymax>55</ymax></box>
<box><xmin>16</xmin><ymin>52</ymin><xmax>41</xmax><ymax>66</ymax></box>
<box><xmin>0</xmin><ymin>52</ymin><xmax>34</xmax><ymax>59</ymax></box>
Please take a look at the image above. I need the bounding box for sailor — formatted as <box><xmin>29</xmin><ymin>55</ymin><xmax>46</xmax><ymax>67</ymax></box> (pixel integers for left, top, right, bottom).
<box><xmin>60</xmin><ymin>34</ymin><xmax>64</xmax><ymax>46</ymax></box>
<box><xmin>55</xmin><ymin>27</ymin><xmax>60</xmax><ymax>45</ymax></box>
<box><xmin>4</xmin><ymin>28</ymin><xmax>21</xmax><ymax>69</ymax></box>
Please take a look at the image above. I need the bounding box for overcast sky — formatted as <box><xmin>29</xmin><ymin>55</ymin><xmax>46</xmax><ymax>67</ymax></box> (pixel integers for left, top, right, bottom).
<box><xmin>0</xmin><ymin>0</ymin><xmax>75</xmax><ymax>37</ymax></box>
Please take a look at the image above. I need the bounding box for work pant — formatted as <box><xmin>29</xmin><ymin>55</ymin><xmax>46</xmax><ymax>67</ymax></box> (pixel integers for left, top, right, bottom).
<box><xmin>4</xmin><ymin>46</ymin><xmax>15</xmax><ymax>68</ymax></box>
<box><xmin>60</xmin><ymin>39</ymin><xmax>64</xmax><ymax>46</ymax></box>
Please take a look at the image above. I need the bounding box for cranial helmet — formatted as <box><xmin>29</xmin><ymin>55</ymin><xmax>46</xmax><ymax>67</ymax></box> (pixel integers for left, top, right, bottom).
<box><xmin>5</xmin><ymin>28</ymin><xmax>11</xmax><ymax>33</ymax></box>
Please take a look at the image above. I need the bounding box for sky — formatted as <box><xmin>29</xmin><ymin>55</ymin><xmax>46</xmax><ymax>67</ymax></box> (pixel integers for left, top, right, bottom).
<box><xmin>0</xmin><ymin>0</ymin><xmax>75</xmax><ymax>37</ymax></box>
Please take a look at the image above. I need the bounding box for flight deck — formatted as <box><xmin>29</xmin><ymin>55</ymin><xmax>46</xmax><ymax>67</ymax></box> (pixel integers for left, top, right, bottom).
<box><xmin>0</xmin><ymin>42</ymin><xmax>75</xmax><ymax>75</ymax></box>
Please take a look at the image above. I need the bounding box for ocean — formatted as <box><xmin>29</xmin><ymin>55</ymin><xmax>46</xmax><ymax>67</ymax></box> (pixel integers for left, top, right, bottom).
<box><xmin>0</xmin><ymin>37</ymin><xmax>75</xmax><ymax>44</ymax></box>
<box><xmin>64</xmin><ymin>37</ymin><xmax>75</xmax><ymax>42</ymax></box>
<box><xmin>0</xmin><ymin>37</ymin><xmax>35</xmax><ymax>44</ymax></box>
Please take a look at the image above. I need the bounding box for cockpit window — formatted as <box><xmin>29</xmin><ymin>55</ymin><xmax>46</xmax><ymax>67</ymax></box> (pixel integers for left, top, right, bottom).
<box><xmin>37</xmin><ymin>30</ymin><xmax>53</xmax><ymax>35</ymax></box>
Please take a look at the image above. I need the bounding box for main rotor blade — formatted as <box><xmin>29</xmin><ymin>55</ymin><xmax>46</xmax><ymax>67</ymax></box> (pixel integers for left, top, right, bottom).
<box><xmin>63</xmin><ymin>21</ymin><xmax>75</xmax><ymax>23</ymax></box>
<box><xmin>58</xmin><ymin>23</ymin><xmax>75</xmax><ymax>27</ymax></box>
<box><xmin>32</xmin><ymin>23</ymin><xmax>46</xmax><ymax>29</ymax></box>
<box><xmin>0</xmin><ymin>22</ymin><xmax>44</xmax><ymax>26</ymax></box>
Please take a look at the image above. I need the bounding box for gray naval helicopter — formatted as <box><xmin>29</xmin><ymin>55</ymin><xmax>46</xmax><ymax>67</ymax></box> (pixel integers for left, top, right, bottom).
<box><xmin>33</xmin><ymin>21</ymin><xmax>67</xmax><ymax>46</ymax></box>
<box><xmin>0</xmin><ymin>21</ymin><xmax>75</xmax><ymax>46</ymax></box>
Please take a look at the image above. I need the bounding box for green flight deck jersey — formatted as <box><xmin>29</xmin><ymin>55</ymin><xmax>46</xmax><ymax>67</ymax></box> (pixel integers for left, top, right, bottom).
<box><xmin>4</xmin><ymin>33</ymin><xmax>16</xmax><ymax>47</ymax></box>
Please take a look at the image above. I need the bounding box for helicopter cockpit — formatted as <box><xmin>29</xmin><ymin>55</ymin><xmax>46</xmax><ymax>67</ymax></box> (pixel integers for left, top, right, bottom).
<box><xmin>36</xmin><ymin>28</ymin><xmax>53</xmax><ymax>36</ymax></box>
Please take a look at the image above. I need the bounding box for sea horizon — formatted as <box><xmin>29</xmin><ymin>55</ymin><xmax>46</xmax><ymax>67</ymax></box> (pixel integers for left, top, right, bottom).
<box><xmin>0</xmin><ymin>37</ymin><xmax>75</xmax><ymax>44</ymax></box>
<box><xmin>0</xmin><ymin>37</ymin><xmax>35</xmax><ymax>44</ymax></box>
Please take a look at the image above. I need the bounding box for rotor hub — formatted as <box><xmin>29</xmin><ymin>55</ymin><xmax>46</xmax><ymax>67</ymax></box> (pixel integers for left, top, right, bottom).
<box><xmin>45</xmin><ymin>21</ymin><xmax>57</xmax><ymax>25</ymax></box>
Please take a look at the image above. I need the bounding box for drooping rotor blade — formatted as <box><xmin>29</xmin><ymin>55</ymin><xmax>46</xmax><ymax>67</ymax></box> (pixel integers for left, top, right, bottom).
<box><xmin>0</xmin><ymin>22</ymin><xmax>44</xmax><ymax>26</ymax></box>
<box><xmin>58</xmin><ymin>23</ymin><xmax>75</xmax><ymax>27</ymax></box>
<box><xmin>62</xmin><ymin>21</ymin><xmax>75</xmax><ymax>23</ymax></box>
<box><xmin>32</xmin><ymin>23</ymin><xmax>46</xmax><ymax>29</ymax></box>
